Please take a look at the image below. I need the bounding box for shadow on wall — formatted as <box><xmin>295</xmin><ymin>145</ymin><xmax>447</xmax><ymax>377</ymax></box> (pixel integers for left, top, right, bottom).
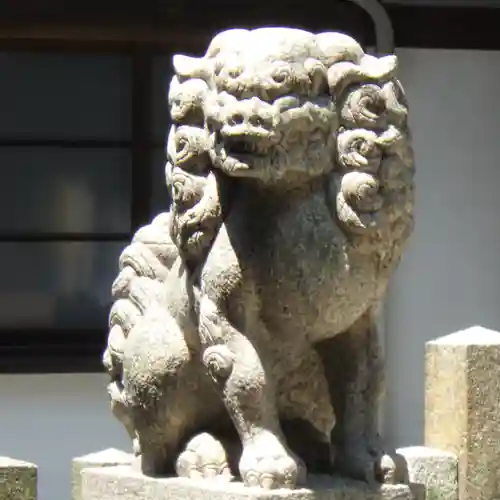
<box><xmin>384</xmin><ymin>48</ymin><xmax>500</xmax><ymax>448</ymax></box>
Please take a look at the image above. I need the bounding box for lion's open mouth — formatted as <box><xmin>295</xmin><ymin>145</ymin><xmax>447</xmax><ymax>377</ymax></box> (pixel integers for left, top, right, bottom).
<box><xmin>227</xmin><ymin>140</ymin><xmax>262</xmax><ymax>155</ymax></box>
<box><xmin>217</xmin><ymin>132</ymin><xmax>274</xmax><ymax>161</ymax></box>
<box><xmin>223</xmin><ymin>137</ymin><xmax>270</xmax><ymax>157</ymax></box>
<box><xmin>210</xmin><ymin>133</ymin><xmax>275</xmax><ymax>176</ymax></box>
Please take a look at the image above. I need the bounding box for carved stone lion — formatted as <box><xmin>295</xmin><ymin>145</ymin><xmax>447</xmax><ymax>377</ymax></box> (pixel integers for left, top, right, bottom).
<box><xmin>103</xmin><ymin>27</ymin><xmax>414</xmax><ymax>490</ymax></box>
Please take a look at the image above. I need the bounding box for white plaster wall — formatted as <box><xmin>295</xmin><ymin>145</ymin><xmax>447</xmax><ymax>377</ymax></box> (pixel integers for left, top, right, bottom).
<box><xmin>0</xmin><ymin>374</ymin><xmax>129</xmax><ymax>500</ymax></box>
<box><xmin>384</xmin><ymin>48</ymin><xmax>500</xmax><ymax>447</ymax></box>
<box><xmin>3</xmin><ymin>48</ymin><xmax>500</xmax><ymax>500</ymax></box>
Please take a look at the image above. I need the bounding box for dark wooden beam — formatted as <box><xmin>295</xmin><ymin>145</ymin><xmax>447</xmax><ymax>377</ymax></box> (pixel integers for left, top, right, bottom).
<box><xmin>0</xmin><ymin>2</ymin><xmax>375</xmax><ymax>50</ymax></box>
<box><xmin>0</xmin><ymin>4</ymin><xmax>500</xmax><ymax>51</ymax></box>
<box><xmin>0</xmin><ymin>139</ymin><xmax>131</xmax><ymax>148</ymax></box>
<box><xmin>0</xmin><ymin>233</ymin><xmax>130</xmax><ymax>242</ymax></box>
<box><xmin>0</xmin><ymin>328</ymin><xmax>107</xmax><ymax>374</ymax></box>
<box><xmin>386</xmin><ymin>5</ymin><xmax>500</xmax><ymax>50</ymax></box>
<box><xmin>0</xmin><ymin>24</ymin><xmax>206</xmax><ymax>51</ymax></box>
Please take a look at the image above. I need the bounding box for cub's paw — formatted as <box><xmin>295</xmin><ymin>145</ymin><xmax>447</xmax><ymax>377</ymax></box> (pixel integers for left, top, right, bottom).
<box><xmin>176</xmin><ymin>433</ymin><xmax>232</xmax><ymax>481</ymax></box>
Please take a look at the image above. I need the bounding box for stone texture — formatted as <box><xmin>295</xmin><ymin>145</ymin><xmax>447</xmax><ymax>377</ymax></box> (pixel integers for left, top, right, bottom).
<box><xmin>0</xmin><ymin>457</ymin><xmax>37</xmax><ymax>500</ymax></box>
<box><xmin>103</xmin><ymin>26</ymin><xmax>415</xmax><ymax>489</ymax></box>
<box><xmin>72</xmin><ymin>448</ymin><xmax>133</xmax><ymax>500</ymax></box>
<box><xmin>81</xmin><ymin>466</ymin><xmax>413</xmax><ymax>500</ymax></box>
<box><xmin>425</xmin><ymin>326</ymin><xmax>500</xmax><ymax>500</ymax></box>
<box><xmin>396</xmin><ymin>447</ymin><xmax>458</xmax><ymax>500</ymax></box>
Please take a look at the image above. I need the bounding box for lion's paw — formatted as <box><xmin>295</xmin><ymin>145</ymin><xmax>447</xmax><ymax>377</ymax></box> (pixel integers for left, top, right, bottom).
<box><xmin>239</xmin><ymin>433</ymin><xmax>306</xmax><ymax>489</ymax></box>
<box><xmin>374</xmin><ymin>453</ymin><xmax>397</xmax><ymax>484</ymax></box>
<box><xmin>368</xmin><ymin>435</ymin><xmax>399</xmax><ymax>484</ymax></box>
<box><xmin>336</xmin><ymin>445</ymin><xmax>397</xmax><ymax>485</ymax></box>
<box><xmin>176</xmin><ymin>433</ymin><xmax>232</xmax><ymax>481</ymax></box>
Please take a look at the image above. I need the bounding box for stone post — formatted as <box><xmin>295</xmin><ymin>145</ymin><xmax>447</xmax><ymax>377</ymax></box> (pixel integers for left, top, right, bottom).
<box><xmin>72</xmin><ymin>448</ymin><xmax>133</xmax><ymax>500</ymax></box>
<box><xmin>396</xmin><ymin>446</ymin><xmax>458</xmax><ymax>500</ymax></box>
<box><xmin>0</xmin><ymin>457</ymin><xmax>37</xmax><ymax>500</ymax></box>
<box><xmin>425</xmin><ymin>326</ymin><xmax>500</xmax><ymax>500</ymax></box>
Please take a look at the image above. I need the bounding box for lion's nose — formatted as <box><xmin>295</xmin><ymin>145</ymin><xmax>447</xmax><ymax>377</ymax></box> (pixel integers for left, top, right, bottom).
<box><xmin>224</xmin><ymin>100</ymin><xmax>275</xmax><ymax>134</ymax></box>
<box><xmin>227</xmin><ymin>111</ymin><xmax>246</xmax><ymax>126</ymax></box>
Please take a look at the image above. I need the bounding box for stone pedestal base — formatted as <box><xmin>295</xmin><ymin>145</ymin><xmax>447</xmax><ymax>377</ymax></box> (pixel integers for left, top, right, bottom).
<box><xmin>72</xmin><ymin>448</ymin><xmax>133</xmax><ymax>500</ymax></box>
<box><xmin>0</xmin><ymin>457</ymin><xmax>37</xmax><ymax>500</ymax></box>
<box><xmin>81</xmin><ymin>466</ymin><xmax>412</xmax><ymax>500</ymax></box>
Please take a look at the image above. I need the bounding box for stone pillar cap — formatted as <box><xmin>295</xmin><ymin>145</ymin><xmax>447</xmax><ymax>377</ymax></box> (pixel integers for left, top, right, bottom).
<box><xmin>428</xmin><ymin>325</ymin><xmax>500</xmax><ymax>345</ymax></box>
<box><xmin>73</xmin><ymin>448</ymin><xmax>133</xmax><ymax>464</ymax></box>
<box><xmin>0</xmin><ymin>457</ymin><xmax>37</xmax><ymax>467</ymax></box>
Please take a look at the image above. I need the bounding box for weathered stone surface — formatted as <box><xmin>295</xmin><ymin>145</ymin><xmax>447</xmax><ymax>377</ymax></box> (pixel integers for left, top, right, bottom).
<box><xmin>72</xmin><ymin>448</ymin><xmax>133</xmax><ymax>500</ymax></box>
<box><xmin>425</xmin><ymin>326</ymin><xmax>500</xmax><ymax>500</ymax></box>
<box><xmin>81</xmin><ymin>466</ymin><xmax>413</xmax><ymax>500</ymax></box>
<box><xmin>103</xmin><ymin>26</ymin><xmax>415</xmax><ymax>490</ymax></box>
<box><xmin>0</xmin><ymin>457</ymin><xmax>37</xmax><ymax>500</ymax></box>
<box><xmin>396</xmin><ymin>447</ymin><xmax>458</xmax><ymax>500</ymax></box>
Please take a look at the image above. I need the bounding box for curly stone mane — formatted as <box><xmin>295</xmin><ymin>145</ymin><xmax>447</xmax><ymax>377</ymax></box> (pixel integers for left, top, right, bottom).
<box><xmin>102</xmin><ymin>212</ymin><xmax>178</xmax><ymax>445</ymax></box>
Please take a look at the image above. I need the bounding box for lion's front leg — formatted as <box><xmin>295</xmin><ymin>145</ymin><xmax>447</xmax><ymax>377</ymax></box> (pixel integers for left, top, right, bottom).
<box><xmin>329</xmin><ymin>309</ymin><xmax>398</xmax><ymax>484</ymax></box>
<box><xmin>199</xmin><ymin>296</ymin><xmax>306</xmax><ymax>490</ymax></box>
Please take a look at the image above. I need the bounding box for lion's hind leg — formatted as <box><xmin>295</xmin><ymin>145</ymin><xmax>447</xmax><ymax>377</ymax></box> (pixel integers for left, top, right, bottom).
<box><xmin>278</xmin><ymin>345</ymin><xmax>336</xmax><ymax>473</ymax></box>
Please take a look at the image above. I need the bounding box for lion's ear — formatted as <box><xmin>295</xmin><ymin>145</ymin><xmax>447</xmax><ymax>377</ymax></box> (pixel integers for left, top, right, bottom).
<box><xmin>172</xmin><ymin>54</ymin><xmax>214</xmax><ymax>83</ymax></box>
<box><xmin>327</xmin><ymin>55</ymin><xmax>398</xmax><ymax>96</ymax></box>
<box><xmin>360</xmin><ymin>54</ymin><xmax>398</xmax><ymax>79</ymax></box>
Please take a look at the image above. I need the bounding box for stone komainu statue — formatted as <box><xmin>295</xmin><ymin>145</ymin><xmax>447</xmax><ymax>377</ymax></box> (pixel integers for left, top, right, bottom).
<box><xmin>103</xmin><ymin>27</ymin><xmax>414</xmax><ymax>490</ymax></box>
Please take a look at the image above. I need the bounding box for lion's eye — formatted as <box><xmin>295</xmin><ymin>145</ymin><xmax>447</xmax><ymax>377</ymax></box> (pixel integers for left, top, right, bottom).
<box><xmin>272</xmin><ymin>67</ymin><xmax>291</xmax><ymax>84</ymax></box>
<box><xmin>227</xmin><ymin>67</ymin><xmax>243</xmax><ymax>79</ymax></box>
